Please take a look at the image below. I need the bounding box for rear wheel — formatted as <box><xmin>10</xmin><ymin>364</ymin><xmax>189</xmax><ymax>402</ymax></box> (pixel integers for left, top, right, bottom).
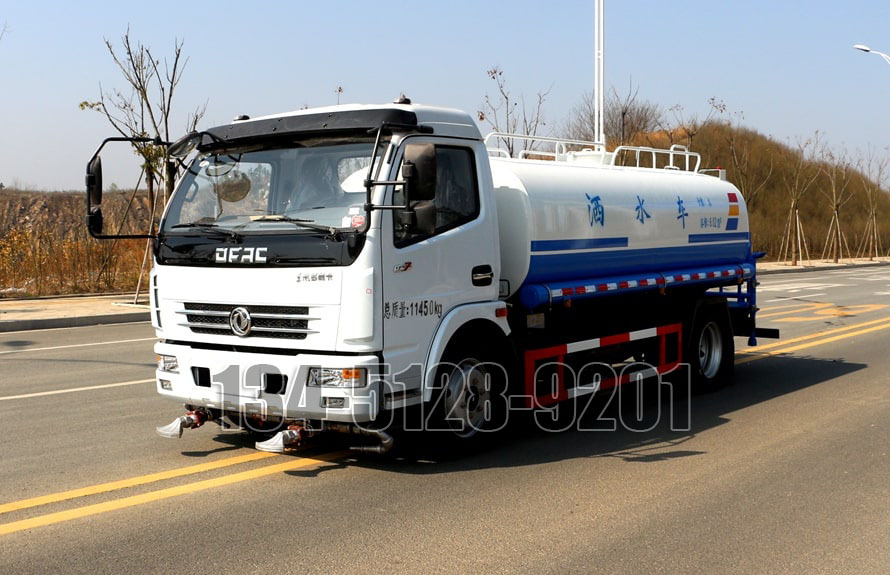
<box><xmin>687</xmin><ymin>304</ymin><xmax>734</xmax><ymax>392</ymax></box>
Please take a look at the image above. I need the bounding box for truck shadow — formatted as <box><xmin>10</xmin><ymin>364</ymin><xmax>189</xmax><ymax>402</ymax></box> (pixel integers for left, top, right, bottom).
<box><xmin>350</xmin><ymin>354</ymin><xmax>866</xmax><ymax>474</ymax></box>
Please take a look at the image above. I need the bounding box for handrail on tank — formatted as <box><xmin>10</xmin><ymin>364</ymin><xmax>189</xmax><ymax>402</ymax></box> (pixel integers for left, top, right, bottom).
<box><xmin>610</xmin><ymin>144</ymin><xmax>701</xmax><ymax>172</ymax></box>
<box><xmin>484</xmin><ymin>132</ymin><xmax>606</xmax><ymax>160</ymax></box>
<box><xmin>519</xmin><ymin>149</ymin><xmax>556</xmax><ymax>160</ymax></box>
<box><xmin>699</xmin><ymin>168</ymin><xmax>727</xmax><ymax>181</ymax></box>
<box><xmin>484</xmin><ymin>132</ymin><xmax>703</xmax><ymax>173</ymax></box>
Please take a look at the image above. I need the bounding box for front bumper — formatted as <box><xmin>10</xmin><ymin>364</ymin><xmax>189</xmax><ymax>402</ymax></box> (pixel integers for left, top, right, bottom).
<box><xmin>154</xmin><ymin>341</ymin><xmax>381</xmax><ymax>423</ymax></box>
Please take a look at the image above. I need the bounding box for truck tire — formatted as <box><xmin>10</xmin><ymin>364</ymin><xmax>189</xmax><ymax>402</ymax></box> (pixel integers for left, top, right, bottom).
<box><xmin>430</xmin><ymin>345</ymin><xmax>508</xmax><ymax>441</ymax></box>
<box><xmin>687</xmin><ymin>304</ymin><xmax>734</xmax><ymax>392</ymax></box>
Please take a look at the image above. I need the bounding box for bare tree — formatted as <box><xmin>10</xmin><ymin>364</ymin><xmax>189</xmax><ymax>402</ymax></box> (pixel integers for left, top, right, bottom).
<box><xmin>818</xmin><ymin>147</ymin><xmax>855</xmax><ymax>263</ymax></box>
<box><xmin>80</xmin><ymin>28</ymin><xmax>206</xmax><ymax>207</ymax></box>
<box><xmin>723</xmin><ymin>110</ymin><xmax>773</xmax><ymax>210</ymax></box>
<box><xmin>779</xmin><ymin>134</ymin><xmax>822</xmax><ymax>266</ymax></box>
<box><xmin>80</xmin><ymin>29</ymin><xmax>205</xmax><ymax>299</ymax></box>
<box><xmin>0</xmin><ymin>21</ymin><xmax>8</xmax><ymax>43</ymax></box>
<box><xmin>856</xmin><ymin>147</ymin><xmax>889</xmax><ymax>260</ymax></box>
<box><xmin>659</xmin><ymin>97</ymin><xmax>725</xmax><ymax>151</ymax></box>
<box><xmin>564</xmin><ymin>79</ymin><xmax>661</xmax><ymax>148</ymax></box>
<box><xmin>478</xmin><ymin>65</ymin><xmax>550</xmax><ymax>157</ymax></box>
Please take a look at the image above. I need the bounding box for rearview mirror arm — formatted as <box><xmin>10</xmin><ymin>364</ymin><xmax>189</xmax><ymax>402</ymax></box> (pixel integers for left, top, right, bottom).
<box><xmin>86</xmin><ymin>136</ymin><xmax>168</xmax><ymax>240</ymax></box>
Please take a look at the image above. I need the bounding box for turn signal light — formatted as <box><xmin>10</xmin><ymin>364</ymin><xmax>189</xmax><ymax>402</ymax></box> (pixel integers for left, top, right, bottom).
<box><xmin>307</xmin><ymin>367</ymin><xmax>367</xmax><ymax>388</ymax></box>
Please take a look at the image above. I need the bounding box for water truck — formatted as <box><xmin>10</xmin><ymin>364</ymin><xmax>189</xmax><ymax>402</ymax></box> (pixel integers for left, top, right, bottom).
<box><xmin>84</xmin><ymin>100</ymin><xmax>776</xmax><ymax>453</ymax></box>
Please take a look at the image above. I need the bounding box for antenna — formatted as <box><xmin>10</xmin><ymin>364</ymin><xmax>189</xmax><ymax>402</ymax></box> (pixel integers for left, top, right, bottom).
<box><xmin>594</xmin><ymin>0</ymin><xmax>605</xmax><ymax>146</ymax></box>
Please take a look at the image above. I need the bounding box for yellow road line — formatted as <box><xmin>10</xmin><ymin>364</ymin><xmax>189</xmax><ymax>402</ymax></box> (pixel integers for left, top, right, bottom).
<box><xmin>757</xmin><ymin>301</ymin><xmax>826</xmax><ymax>313</ymax></box>
<box><xmin>756</xmin><ymin>302</ymin><xmax>832</xmax><ymax>319</ymax></box>
<box><xmin>740</xmin><ymin>316</ymin><xmax>890</xmax><ymax>353</ymax></box>
<box><xmin>737</xmin><ymin>320</ymin><xmax>890</xmax><ymax>365</ymax></box>
<box><xmin>0</xmin><ymin>452</ymin><xmax>344</xmax><ymax>536</ymax></box>
<box><xmin>0</xmin><ymin>451</ymin><xmax>277</xmax><ymax>515</ymax></box>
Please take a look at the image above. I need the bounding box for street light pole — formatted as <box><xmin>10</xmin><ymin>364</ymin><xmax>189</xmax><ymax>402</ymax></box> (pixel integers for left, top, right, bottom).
<box><xmin>854</xmin><ymin>44</ymin><xmax>890</xmax><ymax>65</ymax></box>
<box><xmin>852</xmin><ymin>43</ymin><xmax>889</xmax><ymax>262</ymax></box>
<box><xmin>594</xmin><ymin>0</ymin><xmax>605</xmax><ymax>147</ymax></box>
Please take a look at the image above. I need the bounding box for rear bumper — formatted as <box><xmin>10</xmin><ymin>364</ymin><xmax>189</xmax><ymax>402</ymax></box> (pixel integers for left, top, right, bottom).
<box><xmin>153</xmin><ymin>341</ymin><xmax>381</xmax><ymax>423</ymax></box>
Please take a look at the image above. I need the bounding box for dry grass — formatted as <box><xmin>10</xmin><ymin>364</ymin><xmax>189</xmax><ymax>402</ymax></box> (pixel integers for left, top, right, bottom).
<box><xmin>0</xmin><ymin>189</ymin><xmax>153</xmax><ymax>297</ymax></box>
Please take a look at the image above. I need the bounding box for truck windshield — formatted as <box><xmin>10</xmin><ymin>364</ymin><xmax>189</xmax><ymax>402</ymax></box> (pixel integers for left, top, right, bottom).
<box><xmin>162</xmin><ymin>139</ymin><xmax>381</xmax><ymax>235</ymax></box>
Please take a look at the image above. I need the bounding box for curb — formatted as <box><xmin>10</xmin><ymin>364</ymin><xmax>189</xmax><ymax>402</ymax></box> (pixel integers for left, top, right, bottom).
<box><xmin>0</xmin><ymin>312</ymin><xmax>150</xmax><ymax>333</ymax></box>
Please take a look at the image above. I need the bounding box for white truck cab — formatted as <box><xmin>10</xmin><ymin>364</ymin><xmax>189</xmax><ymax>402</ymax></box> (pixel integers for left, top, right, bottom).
<box><xmin>142</xmin><ymin>103</ymin><xmax>506</xmax><ymax>448</ymax></box>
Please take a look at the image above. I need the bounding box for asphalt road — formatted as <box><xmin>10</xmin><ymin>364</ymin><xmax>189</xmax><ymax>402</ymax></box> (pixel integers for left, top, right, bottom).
<box><xmin>2</xmin><ymin>267</ymin><xmax>890</xmax><ymax>574</ymax></box>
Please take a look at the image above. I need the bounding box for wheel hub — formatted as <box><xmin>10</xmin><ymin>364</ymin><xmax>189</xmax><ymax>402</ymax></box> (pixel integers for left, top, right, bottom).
<box><xmin>442</xmin><ymin>358</ymin><xmax>491</xmax><ymax>438</ymax></box>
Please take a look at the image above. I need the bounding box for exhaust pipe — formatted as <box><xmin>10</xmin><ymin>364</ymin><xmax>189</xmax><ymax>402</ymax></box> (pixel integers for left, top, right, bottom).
<box><xmin>254</xmin><ymin>422</ymin><xmax>394</xmax><ymax>454</ymax></box>
<box><xmin>326</xmin><ymin>423</ymin><xmax>394</xmax><ymax>454</ymax></box>
<box><xmin>156</xmin><ymin>408</ymin><xmax>215</xmax><ymax>439</ymax></box>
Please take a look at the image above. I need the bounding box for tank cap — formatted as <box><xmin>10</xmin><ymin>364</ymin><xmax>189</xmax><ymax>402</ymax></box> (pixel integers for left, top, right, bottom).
<box><xmin>393</xmin><ymin>94</ymin><xmax>411</xmax><ymax>105</ymax></box>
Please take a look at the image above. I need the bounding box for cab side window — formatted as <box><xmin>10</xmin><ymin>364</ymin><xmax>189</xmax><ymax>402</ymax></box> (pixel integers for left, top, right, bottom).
<box><xmin>394</xmin><ymin>146</ymin><xmax>479</xmax><ymax>246</ymax></box>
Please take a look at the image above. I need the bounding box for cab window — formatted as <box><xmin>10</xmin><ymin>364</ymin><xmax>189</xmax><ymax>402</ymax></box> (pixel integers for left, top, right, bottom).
<box><xmin>393</xmin><ymin>146</ymin><xmax>479</xmax><ymax>246</ymax></box>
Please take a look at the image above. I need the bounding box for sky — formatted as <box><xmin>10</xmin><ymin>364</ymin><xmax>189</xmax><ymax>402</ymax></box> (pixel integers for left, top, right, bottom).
<box><xmin>2</xmin><ymin>0</ymin><xmax>890</xmax><ymax>191</ymax></box>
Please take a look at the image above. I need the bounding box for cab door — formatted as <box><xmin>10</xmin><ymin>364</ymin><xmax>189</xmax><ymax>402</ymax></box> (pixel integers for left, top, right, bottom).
<box><xmin>380</xmin><ymin>139</ymin><xmax>499</xmax><ymax>399</ymax></box>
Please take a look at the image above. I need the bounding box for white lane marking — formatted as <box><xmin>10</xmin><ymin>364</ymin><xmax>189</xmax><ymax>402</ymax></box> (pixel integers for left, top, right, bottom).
<box><xmin>0</xmin><ymin>320</ymin><xmax>151</xmax><ymax>336</ymax></box>
<box><xmin>0</xmin><ymin>378</ymin><xmax>154</xmax><ymax>401</ymax></box>
<box><xmin>763</xmin><ymin>294</ymin><xmax>826</xmax><ymax>303</ymax></box>
<box><xmin>0</xmin><ymin>337</ymin><xmax>156</xmax><ymax>355</ymax></box>
<box><xmin>758</xmin><ymin>283</ymin><xmax>847</xmax><ymax>292</ymax></box>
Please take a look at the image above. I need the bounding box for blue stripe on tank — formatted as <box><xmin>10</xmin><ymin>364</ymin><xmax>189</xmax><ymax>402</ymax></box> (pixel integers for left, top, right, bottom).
<box><xmin>687</xmin><ymin>231</ymin><xmax>748</xmax><ymax>243</ymax></box>
<box><xmin>526</xmin><ymin>243</ymin><xmax>749</xmax><ymax>284</ymax></box>
<box><xmin>530</xmin><ymin>237</ymin><xmax>629</xmax><ymax>252</ymax></box>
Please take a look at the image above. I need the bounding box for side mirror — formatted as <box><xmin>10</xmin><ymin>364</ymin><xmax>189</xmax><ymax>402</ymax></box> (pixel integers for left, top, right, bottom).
<box><xmin>86</xmin><ymin>156</ymin><xmax>103</xmax><ymax>206</ymax></box>
<box><xmin>83</xmin><ymin>136</ymin><xmax>158</xmax><ymax>240</ymax></box>
<box><xmin>87</xmin><ymin>206</ymin><xmax>104</xmax><ymax>237</ymax></box>
<box><xmin>396</xmin><ymin>200</ymin><xmax>437</xmax><ymax>238</ymax></box>
<box><xmin>403</xmin><ymin>143</ymin><xmax>436</xmax><ymax>202</ymax></box>
<box><xmin>412</xmin><ymin>201</ymin><xmax>437</xmax><ymax>235</ymax></box>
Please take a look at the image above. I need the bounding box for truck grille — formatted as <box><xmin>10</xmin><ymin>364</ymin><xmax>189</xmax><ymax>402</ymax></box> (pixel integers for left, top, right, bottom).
<box><xmin>176</xmin><ymin>302</ymin><xmax>318</xmax><ymax>340</ymax></box>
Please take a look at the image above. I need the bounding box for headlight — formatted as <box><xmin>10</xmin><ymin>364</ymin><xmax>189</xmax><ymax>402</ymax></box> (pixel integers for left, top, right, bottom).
<box><xmin>307</xmin><ymin>367</ymin><xmax>366</xmax><ymax>388</ymax></box>
<box><xmin>157</xmin><ymin>354</ymin><xmax>179</xmax><ymax>373</ymax></box>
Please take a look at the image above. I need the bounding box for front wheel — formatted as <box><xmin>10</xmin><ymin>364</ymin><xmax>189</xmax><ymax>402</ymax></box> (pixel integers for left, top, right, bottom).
<box><xmin>430</xmin><ymin>350</ymin><xmax>508</xmax><ymax>441</ymax></box>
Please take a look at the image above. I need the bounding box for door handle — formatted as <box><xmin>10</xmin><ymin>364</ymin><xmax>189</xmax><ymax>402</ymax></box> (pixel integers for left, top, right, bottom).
<box><xmin>472</xmin><ymin>265</ymin><xmax>494</xmax><ymax>286</ymax></box>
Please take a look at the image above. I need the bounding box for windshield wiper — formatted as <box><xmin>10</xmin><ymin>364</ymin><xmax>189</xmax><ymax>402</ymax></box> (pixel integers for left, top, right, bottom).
<box><xmin>169</xmin><ymin>222</ymin><xmax>242</xmax><ymax>241</ymax></box>
<box><xmin>246</xmin><ymin>215</ymin><xmax>342</xmax><ymax>238</ymax></box>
